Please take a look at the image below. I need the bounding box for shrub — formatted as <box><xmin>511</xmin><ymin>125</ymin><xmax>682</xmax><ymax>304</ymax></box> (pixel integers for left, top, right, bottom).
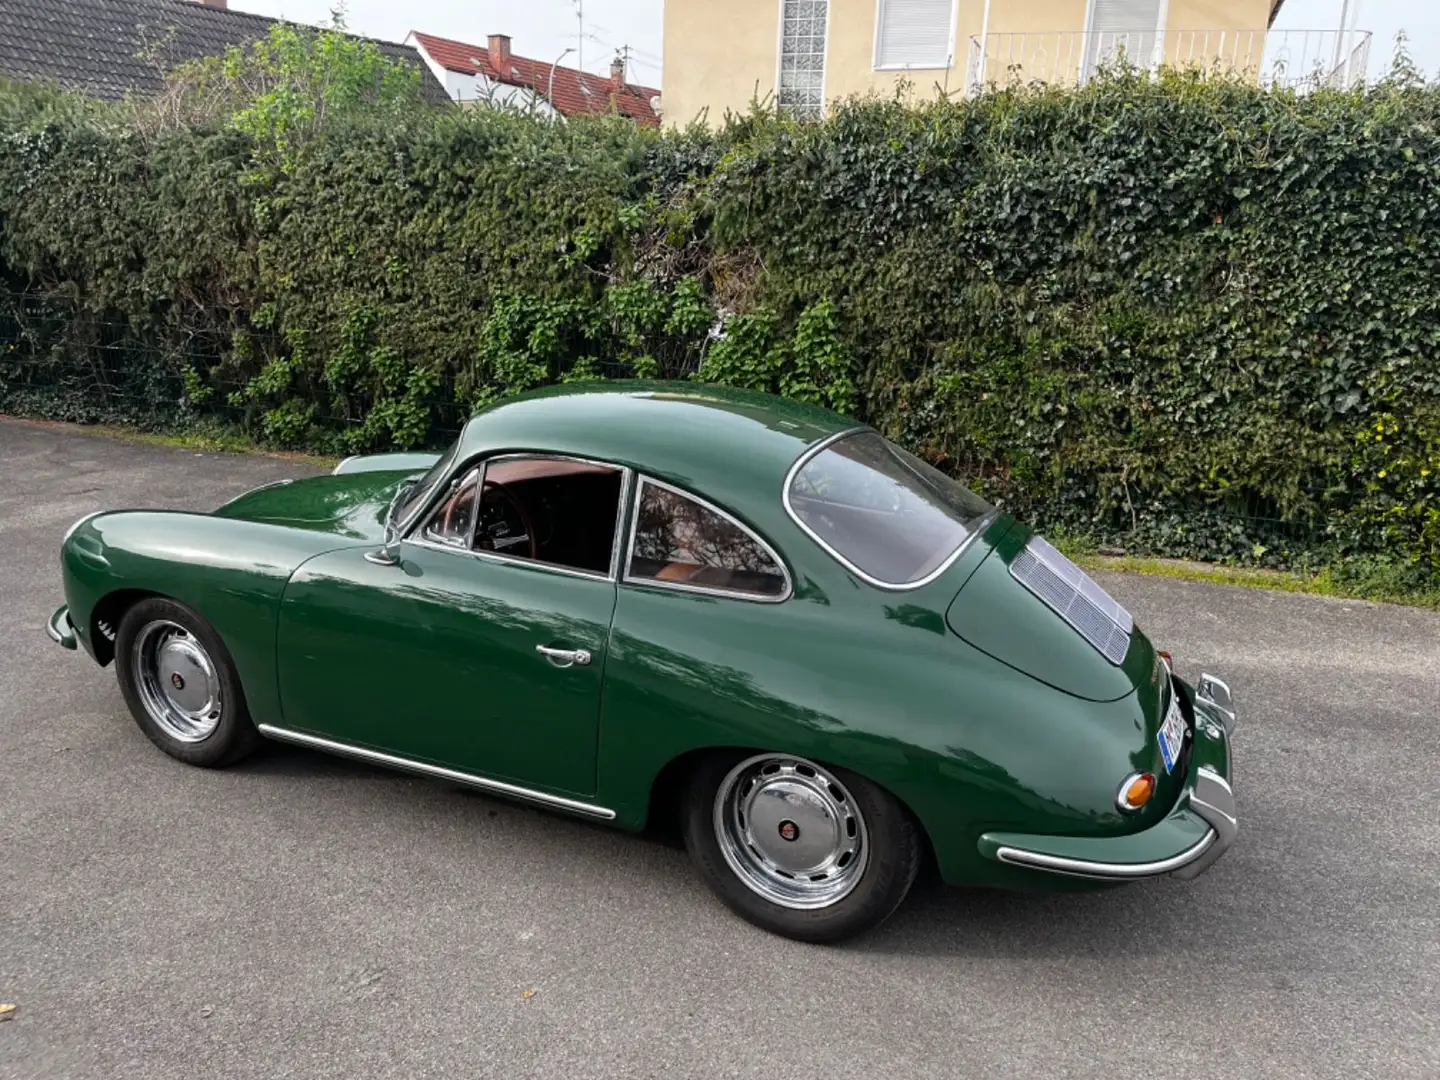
<box><xmin>2</xmin><ymin>48</ymin><xmax>1439</xmax><ymax>582</ymax></box>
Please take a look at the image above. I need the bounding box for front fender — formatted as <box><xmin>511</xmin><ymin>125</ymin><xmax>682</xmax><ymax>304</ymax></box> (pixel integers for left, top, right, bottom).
<box><xmin>61</xmin><ymin>510</ymin><xmax>363</xmax><ymax>726</ymax></box>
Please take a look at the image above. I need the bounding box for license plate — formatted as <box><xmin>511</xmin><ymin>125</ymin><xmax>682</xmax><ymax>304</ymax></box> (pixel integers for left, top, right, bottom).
<box><xmin>1158</xmin><ymin>692</ymin><xmax>1187</xmax><ymax>773</ymax></box>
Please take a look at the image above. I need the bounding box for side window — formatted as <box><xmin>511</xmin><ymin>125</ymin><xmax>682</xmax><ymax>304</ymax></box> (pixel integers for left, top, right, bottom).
<box><xmin>423</xmin><ymin>467</ymin><xmax>482</xmax><ymax>548</ymax></box>
<box><xmin>626</xmin><ymin>480</ymin><xmax>789</xmax><ymax>599</ymax></box>
<box><xmin>420</xmin><ymin>455</ymin><xmax>626</xmax><ymax>577</ymax></box>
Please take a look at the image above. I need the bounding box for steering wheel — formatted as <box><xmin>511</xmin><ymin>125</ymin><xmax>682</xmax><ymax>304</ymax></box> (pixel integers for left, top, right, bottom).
<box><xmin>475</xmin><ymin>479</ymin><xmax>539</xmax><ymax>561</ymax></box>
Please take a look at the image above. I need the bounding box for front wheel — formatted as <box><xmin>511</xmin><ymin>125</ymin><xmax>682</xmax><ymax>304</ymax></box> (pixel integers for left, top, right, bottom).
<box><xmin>114</xmin><ymin>597</ymin><xmax>259</xmax><ymax>768</ymax></box>
<box><xmin>683</xmin><ymin>753</ymin><xmax>921</xmax><ymax>943</ymax></box>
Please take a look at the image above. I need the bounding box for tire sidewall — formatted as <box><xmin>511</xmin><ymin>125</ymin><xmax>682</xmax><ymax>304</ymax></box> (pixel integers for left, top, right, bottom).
<box><xmin>115</xmin><ymin>597</ymin><xmax>256</xmax><ymax>768</ymax></box>
<box><xmin>683</xmin><ymin>752</ymin><xmax>920</xmax><ymax>944</ymax></box>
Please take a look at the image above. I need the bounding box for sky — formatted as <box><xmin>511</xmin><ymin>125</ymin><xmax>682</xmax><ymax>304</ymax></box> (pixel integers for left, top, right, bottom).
<box><xmin>231</xmin><ymin>0</ymin><xmax>667</xmax><ymax>88</ymax></box>
<box><xmin>229</xmin><ymin>0</ymin><xmax>1439</xmax><ymax>88</ymax></box>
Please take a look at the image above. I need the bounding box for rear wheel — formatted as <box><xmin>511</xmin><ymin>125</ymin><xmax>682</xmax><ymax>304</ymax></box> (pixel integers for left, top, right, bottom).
<box><xmin>115</xmin><ymin>598</ymin><xmax>259</xmax><ymax>768</ymax></box>
<box><xmin>683</xmin><ymin>752</ymin><xmax>921</xmax><ymax>943</ymax></box>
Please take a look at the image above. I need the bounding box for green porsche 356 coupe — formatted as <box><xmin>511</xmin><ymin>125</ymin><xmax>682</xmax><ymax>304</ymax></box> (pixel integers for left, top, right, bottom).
<box><xmin>49</xmin><ymin>383</ymin><xmax>1237</xmax><ymax>941</ymax></box>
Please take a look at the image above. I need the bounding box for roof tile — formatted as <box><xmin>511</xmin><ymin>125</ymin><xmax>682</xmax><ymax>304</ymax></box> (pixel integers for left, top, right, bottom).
<box><xmin>0</xmin><ymin>0</ymin><xmax>450</xmax><ymax>103</ymax></box>
<box><xmin>410</xmin><ymin>31</ymin><xmax>659</xmax><ymax>125</ymax></box>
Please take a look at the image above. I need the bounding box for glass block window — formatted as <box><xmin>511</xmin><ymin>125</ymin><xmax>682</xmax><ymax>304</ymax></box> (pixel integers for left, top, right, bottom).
<box><xmin>777</xmin><ymin>0</ymin><xmax>828</xmax><ymax>120</ymax></box>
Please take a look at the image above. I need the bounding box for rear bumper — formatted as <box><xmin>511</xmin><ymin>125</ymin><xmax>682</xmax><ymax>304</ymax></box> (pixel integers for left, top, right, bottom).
<box><xmin>978</xmin><ymin>672</ymin><xmax>1238</xmax><ymax>882</ymax></box>
<box><xmin>47</xmin><ymin>605</ymin><xmax>78</xmax><ymax>650</ymax></box>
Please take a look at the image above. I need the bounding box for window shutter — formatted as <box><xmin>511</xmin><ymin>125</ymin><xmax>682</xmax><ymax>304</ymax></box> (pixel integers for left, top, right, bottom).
<box><xmin>1084</xmin><ymin>0</ymin><xmax>1165</xmax><ymax>77</ymax></box>
<box><xmin>875</xmin><ymin>0</ymin><xmax>953</xmax><ymax>69</ymax></box>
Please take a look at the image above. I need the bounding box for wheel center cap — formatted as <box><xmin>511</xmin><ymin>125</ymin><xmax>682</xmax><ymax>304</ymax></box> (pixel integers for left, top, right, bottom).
<box><xmin>778</xmin><ymin>819</ymin><xmax>799</xmax><ymax>842</ymax></box>
<box><xmin>171</xmin><ymin>672</ymin><xmax>185</xmax><ymax>691</ymax></box>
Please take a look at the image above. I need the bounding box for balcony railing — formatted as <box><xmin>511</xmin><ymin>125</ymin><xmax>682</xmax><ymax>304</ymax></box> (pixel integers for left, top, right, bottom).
<box><xmin>965</xmin><ymin>28</ymin><xmax>1372</xmax><ymax>96</ymax></box>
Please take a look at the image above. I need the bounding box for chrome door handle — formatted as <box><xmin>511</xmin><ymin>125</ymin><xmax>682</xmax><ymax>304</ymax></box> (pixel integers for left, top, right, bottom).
<box><xmin>536</xmin><ymin>645</ymin><xmax>592</xmax><ymax>667</ymax></box>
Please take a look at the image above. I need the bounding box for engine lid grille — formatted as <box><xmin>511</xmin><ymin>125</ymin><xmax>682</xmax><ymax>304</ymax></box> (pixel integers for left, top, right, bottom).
<box><xmin>1010</xmin><ymin>536</ymin><xmax>1133</xmax><ymax>665</ymax></box>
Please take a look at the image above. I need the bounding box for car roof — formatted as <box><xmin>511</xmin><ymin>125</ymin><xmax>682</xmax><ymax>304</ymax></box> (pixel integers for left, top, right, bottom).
<box><xmin>457</xmin><ymin>381</ymin><xmax>860</xmax><ymax>522</ymax></box>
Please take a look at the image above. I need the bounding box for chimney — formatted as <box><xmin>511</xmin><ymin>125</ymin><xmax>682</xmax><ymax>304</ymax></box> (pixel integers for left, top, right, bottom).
<box><xmin>487</xmin><ymin>34</ymin><xmax>512</xmax><ymax>77</ymax></box>
<box><xmin>610</xmin><ymin>54</ymin><xmax>625</xmax><ymax>87</ymax></box>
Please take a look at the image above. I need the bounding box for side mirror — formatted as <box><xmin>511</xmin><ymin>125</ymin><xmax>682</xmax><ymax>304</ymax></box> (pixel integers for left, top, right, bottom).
<box><xmin>365</xmin><ymin>520</ymin><xmax>402</xmax><ymax>566</ymax></box>
<box><xmin>366</xmin><ymin>480</ymin><xmax>416</xmax><ymax>567</ymax></box>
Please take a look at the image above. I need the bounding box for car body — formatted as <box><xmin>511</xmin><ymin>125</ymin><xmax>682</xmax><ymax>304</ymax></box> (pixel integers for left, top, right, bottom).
<box><xmin>49</xmin><ymin>382</ymin><xmax>1238</xmax><ymax>940</ymax></box>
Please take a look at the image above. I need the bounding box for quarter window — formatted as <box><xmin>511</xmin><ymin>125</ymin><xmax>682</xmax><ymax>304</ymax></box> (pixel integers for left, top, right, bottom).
<box><xmin>627</xmin><ymin>480</ymin><xmax>788</xmax><ymax>599</ymax></box>
<box><xmin>778</xmin><ymin>0</ymin><xmax>829</xmax><ymax>120</ymax></box>
<box><xmin>874</xmin><ymin>0</ymin><xmax>954</xmax><ymax>70</ymax></box>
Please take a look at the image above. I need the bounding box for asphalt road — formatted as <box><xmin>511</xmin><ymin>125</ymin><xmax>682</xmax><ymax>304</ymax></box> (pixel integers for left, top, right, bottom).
<box><xmin>1</xmin><ymin>417</ymin><xmax>1437</xmax><ymax>1079</ymax></box>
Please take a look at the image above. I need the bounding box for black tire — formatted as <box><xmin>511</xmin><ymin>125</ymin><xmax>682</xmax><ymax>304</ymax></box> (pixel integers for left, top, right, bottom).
<box><xmin>114</xmin><ymin>597</ymin><xmax>259</xmax><ymax>768</ymax></box>
<box><xmin>682</xmin><ymin>752</ymin><xmax>921</xmax><ymax>943</ymax></box>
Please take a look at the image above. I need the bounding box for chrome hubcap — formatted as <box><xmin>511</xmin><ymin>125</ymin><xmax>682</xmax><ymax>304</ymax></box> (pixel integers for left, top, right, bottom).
<box><xmin>133</xmin><ymin>620</ymin><xmax>222</xmax><ymax>743</ymax></box>
<box><xmin>714</xmin><ymin>754</ymin><xmax>868</xmax><ymax>910</ymax></box>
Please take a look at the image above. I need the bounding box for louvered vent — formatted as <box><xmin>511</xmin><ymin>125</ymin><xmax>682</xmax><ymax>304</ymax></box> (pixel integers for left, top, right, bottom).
<box><xmin>1010</xmin><ymin>536</ymin><xmax>1133</xmax><ymax>665</ymax></box>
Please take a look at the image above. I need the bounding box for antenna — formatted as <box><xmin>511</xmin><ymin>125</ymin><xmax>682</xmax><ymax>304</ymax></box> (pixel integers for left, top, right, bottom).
<box><xmin>573</xmin><ymin>0</ymin><xmax>583</xmax><ymax>75</ymax></box>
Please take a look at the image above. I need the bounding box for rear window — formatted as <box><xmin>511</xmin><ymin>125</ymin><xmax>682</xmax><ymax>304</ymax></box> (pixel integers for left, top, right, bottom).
<box><xmin>786</xmin><ymin>432</ymin><xmax>993</xmax><ymax>587</ymax></box>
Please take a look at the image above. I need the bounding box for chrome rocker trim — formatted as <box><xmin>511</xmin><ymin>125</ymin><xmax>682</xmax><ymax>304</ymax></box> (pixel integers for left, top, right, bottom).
<box><xmin>255</xmin><ymin>725</ymin><xmax>617</xmax><ymax>820</ymax></box>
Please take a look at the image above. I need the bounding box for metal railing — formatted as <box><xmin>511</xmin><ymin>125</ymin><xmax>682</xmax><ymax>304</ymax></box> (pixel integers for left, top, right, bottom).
<box><xmin>966</xmin><ymin>28</ymin><xmax>1372</xmax><ymax>96</ymax></box>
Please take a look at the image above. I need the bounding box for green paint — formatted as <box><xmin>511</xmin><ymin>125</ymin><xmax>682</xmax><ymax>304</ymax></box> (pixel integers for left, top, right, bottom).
<box><xmin>53</xmin><ymin>384</ymin><xmax>1235</xmax><ymax>889</ymax></box>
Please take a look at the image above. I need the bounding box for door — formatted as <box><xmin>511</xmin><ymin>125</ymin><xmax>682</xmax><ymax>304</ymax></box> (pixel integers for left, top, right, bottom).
<box><xmin>274</xmin><ymin>456</ymin><xmax>626</xmax><ymax>797</ymax></box>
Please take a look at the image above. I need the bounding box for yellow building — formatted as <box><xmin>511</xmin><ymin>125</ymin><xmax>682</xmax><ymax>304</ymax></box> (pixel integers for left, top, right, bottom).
<box><xmin>661</xmin><ymin>1</ymin><xmax>1371</xmax><ymax>126</ymax></box>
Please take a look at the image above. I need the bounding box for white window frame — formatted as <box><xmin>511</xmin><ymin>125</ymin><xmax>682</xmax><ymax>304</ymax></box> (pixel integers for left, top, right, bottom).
<box><xmin>1081</xmin><ymin>0</ymin><xmax>1171</xmax><ymax>79</ymax></box>
<box><xmin>872</xmin><ymin>0</ymin><xmax>959</xmax><ymax>73</ymax></box>
<box><xmin>774</xmin><ymin>0</ymin><xmax>831</xmax><ymax>120</ymax></box>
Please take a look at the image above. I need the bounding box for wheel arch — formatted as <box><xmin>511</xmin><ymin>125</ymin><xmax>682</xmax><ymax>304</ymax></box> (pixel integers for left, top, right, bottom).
<box><xmin>642</xmin><ymin>744</ymin><xmax>939</xmax><ymax>875</ymax></box>
<box><xmin>88</xmin><ymin>588</ymin><xmax>163</xmax><ymax>667</ymax></box>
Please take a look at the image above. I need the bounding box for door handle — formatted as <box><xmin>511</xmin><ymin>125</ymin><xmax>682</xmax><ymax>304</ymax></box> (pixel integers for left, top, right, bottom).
<box><xmin>536</xmin><ymin>645</ymin><xmax>592</xmax><ymax>667</ymax></box>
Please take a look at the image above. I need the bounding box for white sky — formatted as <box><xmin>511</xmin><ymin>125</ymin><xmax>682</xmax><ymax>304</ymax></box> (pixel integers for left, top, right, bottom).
<box><xmin>230</xmin><ymin>1</ymin><xmax>1439</xmax><ymax>86</ymax></box>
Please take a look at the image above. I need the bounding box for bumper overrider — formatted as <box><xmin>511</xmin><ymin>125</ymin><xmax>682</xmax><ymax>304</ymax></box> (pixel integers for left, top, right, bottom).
<box><xmin>48</xmin><ymin>605</ymin><xmax>79</xmax><ymax>650</ymax></box>
<box><xmin>978</xmin><ymin>673</ymin><xmax>1238</xmax><ymax>881</ymax></box>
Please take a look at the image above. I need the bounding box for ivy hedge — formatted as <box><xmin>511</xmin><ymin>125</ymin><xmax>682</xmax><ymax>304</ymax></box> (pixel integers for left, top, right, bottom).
<box><xmin>2</xmin><ymin>59</ymin><xmax>1438</xmax><ymax>585</ymax></box>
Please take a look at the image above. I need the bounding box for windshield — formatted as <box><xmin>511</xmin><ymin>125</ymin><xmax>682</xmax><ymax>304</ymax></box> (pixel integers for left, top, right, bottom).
<box><xmin>786</xmin><ymin>431</ymin><xmax>993</xmax><ymax>587</ymax></box>
<box><xmin>393</xmin><ymin>439</ymin><xmax>459</xmax><ymax>526</ymax></box>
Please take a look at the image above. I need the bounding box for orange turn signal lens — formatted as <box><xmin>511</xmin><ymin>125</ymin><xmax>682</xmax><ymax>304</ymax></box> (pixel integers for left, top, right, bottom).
<box><xmin>1117</xmin><ymin>772</ymin><xmax>1156</xmax><ymax>812</ymax></box>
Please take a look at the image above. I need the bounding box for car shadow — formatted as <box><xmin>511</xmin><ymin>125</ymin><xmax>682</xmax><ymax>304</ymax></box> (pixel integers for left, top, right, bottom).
<box><xmin>236</xmin><ymin>742</ymin><xmax>1271</xmax><ymax>959</ymax></box>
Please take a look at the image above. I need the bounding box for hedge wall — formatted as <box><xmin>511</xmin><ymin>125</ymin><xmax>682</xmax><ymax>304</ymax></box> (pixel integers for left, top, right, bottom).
<box><xmin>2</xmin><ymin>68</ymin><xmax>1438</xmax><ymax>583</ymax></box>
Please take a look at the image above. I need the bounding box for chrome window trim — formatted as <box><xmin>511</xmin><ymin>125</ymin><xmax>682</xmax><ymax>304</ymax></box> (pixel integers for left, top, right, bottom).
<box><xmin>393</xmin><ymin>443</ymin><xmax>461</xmax><ymax>536</ymax></box>
<box><xmin>332</xmin><ymin>455</ymin><xmax>359</xmax><ymax>475</ymax></box>
<box><xmin>622</xmin><ymin>475</ymin><xmax>794</xmax><ymax>604</ymax></box>
<box><xmin>408</xmin><ymin>537</ymin><xmax>619</xmax><ymax>584</ymax></box>
<box><xmin>418</xmin><ymin>464</ymin><xmax>485</xmax><ymax>550</ymax></box>
<box><xmin>406</xmin><ymin>452</ymin><xmax>632</xmax><ymax>584</ymax></box>
<box><xmin>256</xmin><ymin>725</ymin><xmax>615</xmax><ymax>820</ymax></box>
<box><xmin>781</xmin><ymin>428</ymin><xmax>997</xmax><ymax>592</ymax></box>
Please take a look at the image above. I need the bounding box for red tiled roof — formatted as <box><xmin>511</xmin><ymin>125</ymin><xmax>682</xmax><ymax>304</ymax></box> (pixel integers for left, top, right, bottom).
<box><xmin>410</xmin><ymin>31</ymin><xmax>659</xmax><ymax>126</ymax></box>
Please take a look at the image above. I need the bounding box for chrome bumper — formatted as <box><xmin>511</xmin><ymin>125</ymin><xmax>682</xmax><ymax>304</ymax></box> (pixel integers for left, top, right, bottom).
<box><xmin>1196</xmin><ymin>672</ymin><xmax>1236</xmax><ymax>734</ymax></box>
<box><xmin>987</xmin><ymin>671</ymin><xmax>1238</xmax><ymax>882</ymax></box>
<box><xmin>47</xmin><ymin>605</ymin><xmax>78</xmax><ymax>650</ymax></box>
<box><xmin>1170</xmin><ymin>672</ymin><xmax>1238</xmax><ymax>879</ymax></box>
